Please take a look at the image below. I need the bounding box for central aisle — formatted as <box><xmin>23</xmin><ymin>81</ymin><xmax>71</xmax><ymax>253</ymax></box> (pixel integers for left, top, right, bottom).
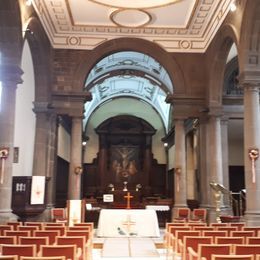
<box><xmin>102</xmin><ymin>238</ymin><xmax>160</xmax><ymax>257</ymax></box>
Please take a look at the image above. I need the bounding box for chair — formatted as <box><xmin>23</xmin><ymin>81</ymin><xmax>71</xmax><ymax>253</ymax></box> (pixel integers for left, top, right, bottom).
<box><xmin>188</xmin><ymin>244</ymin><xmax>232</xmax><ymax>260</ymax></box>
<box><xmin>235</xmin><ymin>244</ymin><xmax>260</xmax><ymax>256</ymax></box>
<box><xmin>65</xmin><ymin>230</ymin><xmax>92</xmax><ymax>242</ymax></box>
<box><xmin>187</xmin><ymin>222</ymin><xmax>207</xmax><ymax>230</ymax></box>
<box><xmin>43</xmin><ymin>222</ymin><xmax>65</xmax><ymax>227</ymax></box>
<box><xmin>212</xmin><ymin>254</ymin><xmax>254</xmax><ymax>260</ymax></box>
<box><xmin>216</xmin><ymin>236</ymin><xmax>244</xmax><ymax>246</ymax></box>
<box><xmin>1</xmin><ymin>244</ymin><xmax>36</xmax><ymax>259</ymax></box>
<box><xmin>165</xmin><ymin>222</ymin><xmax>186</xmax><ymax>232</ymax></box>
<box><xmin>243</xmin><ymin>227</ymin><xmax>260</xmax><ymax>236</ymax></box>
<box><xmin>165</xmin><ymin>226</ymin><xmax>191</xmax><ymax>249</ymax></box>
<box><xmin>0</xmin><ymin>236</ymin><xmax>17</xmax><ymax>244</ymax></box>
<box><xmin>23</xmin><ymin>222</ymin><xmax>43</xmax><ymax>230</ymax></box>
<box><xmin>40</xmin><ymin>245</ymin><xmax>77</xmax><ymax>260</ymax></box>
<box><xmin>182</xmin><ymin>236</ymin><xmax>213</xmax><ymax>260</ymax></box>
<box><xmin>190</xmin><ymin>208</ymin><xmax>207</xmax><ymax>222</ymax></box>
<box><xmin>21</xmin><ymin>257</ymin><xmax>65</xmax><ymax>260</ymax></box>
<box><xmin>74</xmin><ymin>222</ymin><xmax>94</xmax><ymax>232</ymax></box>
<box><xmin>6</xmin><ymin>222</ymin><xmax>22</xmax><ymax>231</ymax></box>
<box><xmin>174</xmin><ymin>230</ymin><xmax>201</xmax><ymax>255</ymax></box>
<box><xmin>0</xmin><ymin>225</ymin><xmax>13</xmax><ymax>235</ymax></box>
<box><xmin>33</xmin><ymin>230</ymin><xmax>60</xmax><ymax>245</ymax></box>
<box><xmin>216</xmin><ymin>227</ymin><xmax>238</xmax><ymax>235</ymax></box>
<box><xmin>231</xmin><ymin>231</ymin><xmax>255</xmax><ymax>238</ymax></box>
<box><xmin>202</xmin><ymin>231</ymin><xmax>228</xmax><ymax>242</ymax></box>
<box><xmin>67</xmin><ymin>226</ymin><xmax>91</xmax><ymax>231</ymax></box>
<box><xmin>229</xmin><ymin>222</ymin><xmax>245</xmax><ymax>231</ymax></box>
<box><xmin>51</xmin><ymin>208</ymin><xmax>67</xmax><ymax>223</ymax></box>
<box><xmin>3</xmin><ymin>231</ymin><xmax>30</xmax><ymax>240</ymax></box>
<box><xmin>193</xmin><ymin>226</ymin><xmax>215</xmax><ymax>231</ymax></box>
<box><xmin>56</xmin><ymin>236</ymin><xmax>86</xmax><ymax>260</ymax></box>
<box><xmin>0</xmin><ymin>256</ymin><xmax>18</xmax><ymax>260</ymax></box>
<box><xmin>17</xmin><ymin>226</ymin><xmax>39</xmax><ymax>236</ymax></box>
<box><xmin>173</xmin><ymin>208</ymin><xmax>191</xmax><ymax>222</ymax></box>
<box><xmin>43</xmin><ymin>226</ymin><xmax>66</xmax><ymax>236</ymax></box>
<box><xmin>246</xmin><ymin>237</ymin><xmax>260</xmax><ymax>244</ymax></box>
<box><xmin>18</xmin><ymin>236</ymin><xmax>49</xmax><ymax>254</ymax></box>
<box><xmin>210</xmin><ymin>223</ymin><xmax>229</xmax><ymax>228</ymax></box>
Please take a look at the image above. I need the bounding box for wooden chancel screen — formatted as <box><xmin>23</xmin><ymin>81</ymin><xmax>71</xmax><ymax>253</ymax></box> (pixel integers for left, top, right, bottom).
<box><xmin>82</xmin><ymin>115</ymin><xmax>167</xmax><ymax>203</ymax></box>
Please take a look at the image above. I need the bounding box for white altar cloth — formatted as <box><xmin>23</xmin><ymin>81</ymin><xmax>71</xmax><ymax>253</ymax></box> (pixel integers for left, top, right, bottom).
<box><xmin>145</xmin><ymin>205</ymin><xmax>170</xmax><ymax>211</ymax></box>
<box><xmin>97</xmin><ymin>209</ymin><xmax>160</xmax><ymax>237</ymax></box>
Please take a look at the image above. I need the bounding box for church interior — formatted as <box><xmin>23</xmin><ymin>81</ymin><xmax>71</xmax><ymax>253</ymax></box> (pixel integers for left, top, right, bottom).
<box><xmin>0</xmin><ymin>0</ymin><xmax>260</xmax><ymax>259</ymax></box>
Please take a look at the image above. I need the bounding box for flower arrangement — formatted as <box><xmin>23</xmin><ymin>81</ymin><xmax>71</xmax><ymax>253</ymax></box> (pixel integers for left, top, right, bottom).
<box><xmin>248</xmin><ymin>148</ymin><xmax>259</xmax><ymax>183</ymax></box>
<box><xmin>108</xmin><ymin>183</ymin><xmax>114</xmax><ymax>191</ymax></box>
<box><xmin>135</xmin><ymin>184</ymin><xmax>142</xmax><ymax>191</ymax></box>
<box><xmin>74</xmin><ymin>166</ymin><xmax>83</xmax><ymax>175</ymax></box>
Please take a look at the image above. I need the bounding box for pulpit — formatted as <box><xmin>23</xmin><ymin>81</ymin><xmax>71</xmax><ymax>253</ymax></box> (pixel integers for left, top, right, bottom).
<box><xmin>11</xmin><ymin>176</ymin><xmax>47</xmax><ymax>220</ymax></box>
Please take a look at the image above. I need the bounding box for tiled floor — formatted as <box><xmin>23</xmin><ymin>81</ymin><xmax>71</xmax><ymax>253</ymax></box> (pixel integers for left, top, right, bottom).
<box><xmin>92</xmin><ymin>248</ymin><xmax>168</xmax><ymax>259</ymax></box>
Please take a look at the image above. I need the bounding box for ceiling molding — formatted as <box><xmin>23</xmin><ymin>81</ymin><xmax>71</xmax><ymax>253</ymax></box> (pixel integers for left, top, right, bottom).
<box><xmin>32</xmin><ymin>0</ymin><xmax>233</xmax><ymax>52</ymax></box>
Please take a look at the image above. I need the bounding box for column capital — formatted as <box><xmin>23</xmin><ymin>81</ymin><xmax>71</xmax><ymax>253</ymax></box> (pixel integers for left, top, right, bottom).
<box><xmin>33</xmin><ymin>102</ymin><xmax>55</xmax><ymax>115</ymax></box>
<box><xmin>173</xmin><ymin>117</ymin><xmax>186</xmax><ymax>122</ymax></box>
<box><xmin>71</xmin><ymin>115</ymin><xmax>84</xmax><ymax>122</ymax></box>
<box><xmin>238</xmin><ymin>72</ymin><xmax>260</xmax><ymax>89</ymax></box>
<box><xmin>0</xmin><ymin>64</ymin><xmax>23</xmax><ymax>86</ymax></box>
<box><xmin>221</xmin><ymin>116</ymin><xmax>229</xmax><ymax>125</ymax></box>
<box><xmin>208</xmin><ymin>106</ymin><xmax>223</xmax><ymax>118</ymax></box>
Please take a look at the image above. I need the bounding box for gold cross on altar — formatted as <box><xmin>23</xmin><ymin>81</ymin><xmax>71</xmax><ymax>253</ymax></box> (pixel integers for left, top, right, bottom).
<box><xmin>122</xmin><ymin>214</ymin><xmax>136</xmax><ymax>233</ymax></box>
<box><xmin>124</xmin><ymin>192</ymin><xmax>133</xmax><ymax>209</ymax></box>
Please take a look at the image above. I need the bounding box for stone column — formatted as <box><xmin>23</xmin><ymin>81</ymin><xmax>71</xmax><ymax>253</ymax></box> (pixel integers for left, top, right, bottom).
<box><xmin>243</xmin><ymin>84</ymin><xmax>260</xmax><ymax>225</ymax></box>
<box><xmin>0</xmin><ymin>64</ymin><xmax>23</xmax><ymax>222</ymax></box>
<box><xmin>208</xmin><ymin>113</ymin><xmax>224</xmax><ymax>222</ymax></box>
<box><xmin>221</xmin><ymin>117</ymin><xmax>233</xmax><ymax>215</ymax></box>
<box><xmin>198</xmin><ymin>115</ymin><xmax>211</xmax><ymax>209</ymax></box>
<box><xmin>32</xmin><ymin>102</ymin><xmax>57</xmax><ymax>221</ymax></box>
<box><xmin>68</xmin><ymin>116</ymin><xmax>83</xmax><ymax>200</ymax></box>
<box><xmin>143</xmin><ymin>135</ymin><xmax>152</xmax><ymax>191</ymax></box>
<box><xmin>172</xmin><ymin>118</ymin><xmax>187</xmax><ymax>219</ymax></box>
<box><xmin>98</xmin><ymin>134</ymin><xmax>107</xmax><ymax>190</ymax></box>
<box><xmin>186</xmin><ymin>132</ymin><xmax>196</xmax><ymax>200</ymax></box>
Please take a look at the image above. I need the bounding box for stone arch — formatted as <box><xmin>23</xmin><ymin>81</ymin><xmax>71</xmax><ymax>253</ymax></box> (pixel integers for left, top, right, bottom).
<box><xmin>73</xmin><ymin>37</ymin><xmax>185</xmax><ymax>94</ymax></box>
<box><xmin>23</xmin><ymin>17</ymin><xmax>52</xmax><ymax>103</ymax></box>
<box><xmin>207</xmin><ymin>23</ymin><xmax>239</xmax><ymax>107</ymax></box>
<box><xmin>239</xmin><ymin>1</ymin><xmax>260</xmax><ymax>75</ymax></box>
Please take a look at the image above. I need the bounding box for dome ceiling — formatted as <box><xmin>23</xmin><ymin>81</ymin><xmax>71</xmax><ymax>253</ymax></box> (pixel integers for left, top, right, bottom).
<box><xmin>83</xmin><ymin>51</ymin><xmax>172</xmax><ymax>132</ymax></box>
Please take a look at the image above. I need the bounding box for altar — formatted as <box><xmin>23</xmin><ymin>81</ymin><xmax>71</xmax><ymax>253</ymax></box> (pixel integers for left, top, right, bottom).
<box><xmin>97</xmin><ymin>209</ymin><xmax>160</xmax><ymax>237</ymax></box>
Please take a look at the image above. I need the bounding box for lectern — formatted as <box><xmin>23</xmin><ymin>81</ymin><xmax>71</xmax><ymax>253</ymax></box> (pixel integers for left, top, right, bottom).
<box><xmin>210</xmin><ymin>182</ymin><xmax>228</xmax><ymax>223</ymax></box>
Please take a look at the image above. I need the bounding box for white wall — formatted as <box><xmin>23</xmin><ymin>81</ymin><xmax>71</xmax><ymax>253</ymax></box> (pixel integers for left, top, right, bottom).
<box><xmin>168</xmin><ymin>145</ymin><xmax>175</xmax><ymax>170</ymax></box>
<box><xmin>229</xmin><ymin>139</ymin><xmax>244</xmax><ymax>166</ymax></box>
<box><xmin>13</xmin><ymin>40</ymin><xmax>36</xmax><ymax>176</ymax></box>
<box><xmin>84</xmin><ymin>98</ymin><xmax>167</xmax><ymax>164</ymax></box>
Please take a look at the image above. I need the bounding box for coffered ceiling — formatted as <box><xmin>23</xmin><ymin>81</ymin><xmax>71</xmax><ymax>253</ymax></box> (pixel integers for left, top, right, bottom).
<box><xmin>32</xmin><ymin>0</ymin><xmax>234</xmax><ymax>52</ymax></box>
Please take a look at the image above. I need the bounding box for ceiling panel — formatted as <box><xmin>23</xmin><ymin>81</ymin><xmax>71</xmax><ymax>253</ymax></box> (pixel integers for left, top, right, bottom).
<box><xmin>31</xmin><ymin>0</ymin><xmax>234</xmax><ymax>52</ymax></box>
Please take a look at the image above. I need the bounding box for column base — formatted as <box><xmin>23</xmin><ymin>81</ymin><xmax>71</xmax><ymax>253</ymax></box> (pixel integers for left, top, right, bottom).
<box><xmin>0</xmin><ymin>209</ymin><xmax>18</xmax><ymax>224</ymax></box>
<box><xmin>207</xmin><ymin>207</ymin><xmax>222</xmax><ymax>223</ymax></box>
<box><xmin>244</xmin><ymin>210</ymin><xmax>260</xmax><ymax>226</ymax></box>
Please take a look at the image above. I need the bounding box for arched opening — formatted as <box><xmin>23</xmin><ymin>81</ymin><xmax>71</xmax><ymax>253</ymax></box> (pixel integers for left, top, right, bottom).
<box><xmin>13</xmin><ymin>39</ymin><xmax>36</xmax><ymax>177</ymax></box>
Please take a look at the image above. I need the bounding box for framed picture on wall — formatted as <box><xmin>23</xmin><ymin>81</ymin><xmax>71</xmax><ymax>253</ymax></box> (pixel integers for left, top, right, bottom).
<box><xmin>110</xmin><ymin>145</ymin><xmax>140</xmax><ymax>183</ymax></box>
